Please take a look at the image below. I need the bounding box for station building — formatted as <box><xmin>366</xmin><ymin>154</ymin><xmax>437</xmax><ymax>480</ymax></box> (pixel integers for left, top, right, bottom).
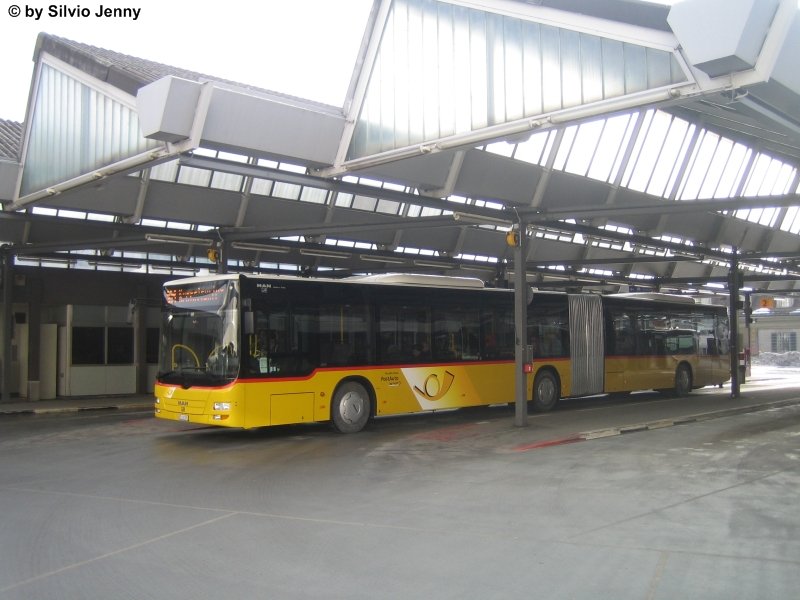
<box><xmin>0</xmin><ymin>0</ymin><xmax>798</xmax><ymax>400</ymax></box>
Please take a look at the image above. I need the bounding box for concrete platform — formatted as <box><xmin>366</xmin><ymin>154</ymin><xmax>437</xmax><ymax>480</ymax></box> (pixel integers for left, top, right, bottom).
<box><xmin>0</xmin><ymin>366</ymin><xmax>798</xmax><ymax>599</ymax></box>
<box><xmin>0</xmin><ymin>393</ymin><xmax>154</xmax><ymax>416</ymax></box>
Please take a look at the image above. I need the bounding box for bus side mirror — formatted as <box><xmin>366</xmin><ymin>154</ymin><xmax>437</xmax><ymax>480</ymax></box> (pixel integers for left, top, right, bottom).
<box><xmin>243</xmin><ymin>311</ymin><xmax>254</xmax><ymax>335</ymax></box>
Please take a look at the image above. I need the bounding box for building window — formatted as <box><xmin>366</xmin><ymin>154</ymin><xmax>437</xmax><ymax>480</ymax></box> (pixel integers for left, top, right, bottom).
<box><xmin>72</xmin><ymin>326</ymin><xmax>135</xmax><ymax>364</ymax></box>
<box><xmin>72</xmin><ymin>327</ymin><xmax>105</xmax><ymax>364</ymax></box>
<box><xmin>107</xmin><ymin>327</ymin><xmax>134</xmax><ymax>364</ymax></box>
<box><xmin>770</xmin><ymin>332</ymin><xmax>797</xmax><ymax>353</ymax></box>
<box><xmin>146</xmin><ymin>328</ymin><xmax>160</xmax><ymax>364</ymax></box>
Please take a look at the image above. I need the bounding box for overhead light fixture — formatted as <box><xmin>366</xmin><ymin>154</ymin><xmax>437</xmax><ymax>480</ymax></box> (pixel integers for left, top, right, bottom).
<box><xmin>145</xmin><ymin>233</ymin><xmax>214</xmax><ymax>246</ymax></box>
<box><xmin>299</xmin><ymin>248</ymin><xmax>351</xmax><ymax>259</ymax></box>
<box><xmin>414</xmin><ymin>259</ymin><xmax>456</xmax><ymax>269</ymax></box>
<box><xmin>360</xmin><ymin>254</ymin><xmax>407</xmax><ymax>264</ymax></box>
<box><xmin>462</xmin><ymin>264</ymin><xmax>497</xmax><ymax>273</ymax></box>
<box><xmin>230</xmin><ymin>242</ymin><xmax>290</xmax><ymax>254</ymax></box>
<box><xmin>452</xmin><ymin>212</ymin><xmax>513</xmax><ymax>226</ymax></box>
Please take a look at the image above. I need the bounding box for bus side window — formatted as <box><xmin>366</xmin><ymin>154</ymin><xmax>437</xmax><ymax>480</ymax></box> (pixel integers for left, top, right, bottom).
<box><xmin>378</xmin><ymin>305</ymin><xmax>431</xmax><ymax>363</ymax></box>
<box><xmin>528</xmin><ymin>301</ymin><xmax>569</xmax><ymax>359</ymax></box>
<box><xmin>481</xmin><ymin>307</ymin><xmax>514</xmax><ymax>359</ymax></box>
<box><xmin>609</xmin><ymin>310</ymin><xmax>635</xmax><ymax>356</ymax></box>
<box><xmin>433</xmin><ymin>307</ymin><xmax>479</xmax><ymax>362</ymax></box>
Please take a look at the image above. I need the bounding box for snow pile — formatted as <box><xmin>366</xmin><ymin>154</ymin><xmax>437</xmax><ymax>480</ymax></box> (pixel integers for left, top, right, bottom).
<box><xmin>752</xmin><ymin>351</ymin><xmax>800</xmax><ymax>367</ymax></box>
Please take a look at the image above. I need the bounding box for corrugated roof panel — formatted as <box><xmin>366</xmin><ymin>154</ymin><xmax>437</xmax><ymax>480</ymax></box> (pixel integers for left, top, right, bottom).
<box><xmin>0</xmin><ymin>119</ymin><xmax>22</xmax><ymax>161</ymax></box>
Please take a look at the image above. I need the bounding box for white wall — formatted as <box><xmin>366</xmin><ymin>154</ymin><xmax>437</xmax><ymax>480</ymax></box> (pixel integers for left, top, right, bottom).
<box><xmin>67</xmin><ymin>365</ymin><xmax>137</xmax><ymax>396</ymax></box>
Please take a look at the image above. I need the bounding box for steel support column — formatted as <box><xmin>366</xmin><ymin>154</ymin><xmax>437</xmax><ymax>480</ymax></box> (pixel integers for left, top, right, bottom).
<box><xmin>2</xmin><ymin>251</ymin><xmax>13</xmax><ymax>402</ymax></box>
<box><xmin>728</xmin><ymin>250</ymin><xmax>740</xmax><ymax>399</ymax></box>
<box><xmin>514</xmin><ymin>220</ymin><xmax>529</xmax><ymax>428</ymax></box>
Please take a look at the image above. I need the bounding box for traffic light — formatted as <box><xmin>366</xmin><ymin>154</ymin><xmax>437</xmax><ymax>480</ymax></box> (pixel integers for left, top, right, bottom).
<box><xmin>744</xmin><ymin>293</ymin><xmax>753</xmax><ymax>325</ymax></box>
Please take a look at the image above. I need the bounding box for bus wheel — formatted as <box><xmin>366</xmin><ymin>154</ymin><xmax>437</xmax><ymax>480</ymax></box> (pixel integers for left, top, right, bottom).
<box><xmin>331</xmin><ymin>381</ymin><xmax>371</xmax><ymax>434</ymax></box>
<box><xmin>674</xmin><ymin>364</ymin><xmax>692</xmax><ymax>397</ymax></box>
<box><xmin>532</xmin><ymin>370</ymin><xmax>560</xmax><ymax>412</ymax></box>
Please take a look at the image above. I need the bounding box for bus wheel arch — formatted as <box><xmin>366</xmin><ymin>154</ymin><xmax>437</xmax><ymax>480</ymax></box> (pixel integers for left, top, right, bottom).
<box><xmin>531</xmin><ymin>368</ymin><xmax>561</xmax><ymax>412</ymax></box>
<box><xmin>674</xmin><ymin>362</ymin><xmax>693</xmax><ymax>397</ymax></box>
<box><xmin>330</xmin><ymin>377</ymin><xmax>374</xmax><ymax>434</ymax></box>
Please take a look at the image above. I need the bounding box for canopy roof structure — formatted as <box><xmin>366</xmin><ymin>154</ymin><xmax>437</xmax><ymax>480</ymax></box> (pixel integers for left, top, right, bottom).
<box><xmin>1</xmin><ymin>0</ymin><xmax>799</xmax><ymax>297</ymax></box>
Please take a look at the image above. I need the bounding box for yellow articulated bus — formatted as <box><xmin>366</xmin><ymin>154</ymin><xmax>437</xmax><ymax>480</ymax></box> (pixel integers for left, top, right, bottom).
<box><xmin>154</xmin><ymin>273</ymin><xmax>730</xmax><ymax>433</ymax></box>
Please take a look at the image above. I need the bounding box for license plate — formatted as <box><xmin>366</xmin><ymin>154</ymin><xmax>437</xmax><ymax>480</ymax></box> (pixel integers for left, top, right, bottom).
<box><xmin>178</xmin><ymin>414</ymin><xmax>189</xmax><ymax>421</ymax></box>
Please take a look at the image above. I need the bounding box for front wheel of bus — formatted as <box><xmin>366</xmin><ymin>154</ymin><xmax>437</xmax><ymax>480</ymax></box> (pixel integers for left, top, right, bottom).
<box><xmin>674</xmin><ymin>364</ymin><xmax>692</xmax><ymax>397</ymax></box>
<box><xmin>532</xmin><ymin>370</ymin><xmax>560</xmax><ymax>412</ymax></box>
<box><xmin>331</xmin><ymin>381</ymin><xmax>371</xmax><ymax>434</ymax></box>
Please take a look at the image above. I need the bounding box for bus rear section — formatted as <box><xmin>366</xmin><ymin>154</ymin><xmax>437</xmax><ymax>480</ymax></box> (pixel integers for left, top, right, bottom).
<box><xmin>528</xmin><ymin>292</ymin><xmax>731</xmax><ymax>409</ymax></box>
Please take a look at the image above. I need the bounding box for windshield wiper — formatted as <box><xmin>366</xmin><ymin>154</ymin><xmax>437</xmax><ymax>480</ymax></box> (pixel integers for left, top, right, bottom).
<box><xmin>157</xmin><ymin>366</ymin><xmax>208</xmax><ymax>378</ymax></box>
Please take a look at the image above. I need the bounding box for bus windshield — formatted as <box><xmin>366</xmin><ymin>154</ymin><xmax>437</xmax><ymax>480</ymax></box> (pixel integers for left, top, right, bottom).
<box><xmin>158</xmin><ymin>279</ymin><xmax>240</xmax><ymax>386</ymax></box>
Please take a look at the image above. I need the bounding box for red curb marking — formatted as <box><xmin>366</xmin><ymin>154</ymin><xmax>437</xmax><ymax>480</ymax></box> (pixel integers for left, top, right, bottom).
<box><xmin>512</xmin><ymin>434</ymin><xmax>584</xmax><ymax>451</ymax></box>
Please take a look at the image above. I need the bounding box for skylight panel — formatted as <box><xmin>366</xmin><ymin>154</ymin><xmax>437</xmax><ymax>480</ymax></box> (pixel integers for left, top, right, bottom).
<box><xmin>648</xmin><ymin>116</ymin><xmax>692</xmax><ymax>197</ymax></box>
<box><xmin>620</xmin><ymin>109</ymin><xmax>655</xmax><ymax>190</ymax></box>
<box><xmin>421</xmin><ymin>207</ymin><xmax>443</xmax><ymax>217</ymax></box>
<box><xmin>711</xmin><ymin>143</ymin><xmax>751</xmax><ymax>198</ymax></box>
<box><xmin>586</xmin><ymin>114</ymin><xmax>632</xmax><ymax>183</ymax></box>
<box><xmin>250</xmin><ymin>178</ymin><xmax>274</xmax><ymax>196</ymax></box>
<box><xmin>58</xmin><ymin>210</ymin><xmax>86</xmax><ymax>220</ymax></box>
<box><xmin>608</xmin><ymin>113</ymin><xmax>641</xmax><ymax>185</ymax></box>
<box><xmin>150</xmin><ymin>160</ymin><xmax>179</xmax><ymax>182</ymax></box>
<box><xmin>257</xmin><ymin>158</ymin><xmax>279</xmax><ymax>169</ymax></box>
<box><xmin>553</xmin><ymin>125</ymin><xmax>577</xmax><ymax>171</ymax></box>
<box><xmin>485</xmin><ymin>141</ymin><xmax>515</xmax><ymax>157</ymax></box>
<box><xmin>335</xmin><ymin>193</ymin><xmax>354</xmax><ymax>208</ymax></box>
<box><xmin>216</xmin><ymin>151</ymin><xmax>249</xmax><ymax>163</ymax></box>
<box><xmin>743</xmin><ymin>154</ymin><xmax>777</xmax><ymax>196</ymax></box>
<box><xmin>376</xmin><ymin>199</ymin><xmax>401</xmax><ymax>214</ymax></box>
<box><xmin>625</xmin><ymin>110</ymin><xmax>672</xmax><ymax>193</ymax></box>
<box><xmin>177</xmin><ymin>166</ymin><xmax>211</xmax><ymax>187</ymax></box>
<box><xmin>210</xmin><ymin>171</ymin><xmax>243</xmax><ymax>192</ymax></box>
<box><xmin>272</xmin><ymin>182</ymin><xmax>301</xmax><ymax>200</ymax></box>
<box><xmin>87</xmin><ymin>213</ymin><xmax>114</xmax><ymax>222</ymax></box>
<box><xmin>677</xmin><ymin>130</ymin><xmax>716</xmax><ymax>200</ymax></box>
<box><xmin>32</xmin><ymin>207</ymin><xmax>57</xmax><ymax>216</ymax></box>
<box><xmin>166</xmin><ymin>221</ymin><xmax>191</xmax><ymax>230</ymax></box>
<box><xmin>300</xmin><ymin>187</ymin><xmax>328</xmax><ymax>204</ymax></box>
<box><xmin>278</xmin><ymin>162</ymin><xmax>306</xmax><ymax>174</ymax></box>
<box><xmin>563</xmin><ymin>120</ymin><xmax>604</xmax><ymax>177</ymax></box>
<box><xmin>513</xmin><ymin>130</ymin><xmax>551</xmax><ymax>166</ymax></box>
<box><xmin>780</xmin><ymin>206</ymin><xmax>800</xmax><ymax>233</ymax></box>
<box><xmin>352</xmin><ymin>196</ymin><xmax>377</xmax><ymax>211</ymax></box>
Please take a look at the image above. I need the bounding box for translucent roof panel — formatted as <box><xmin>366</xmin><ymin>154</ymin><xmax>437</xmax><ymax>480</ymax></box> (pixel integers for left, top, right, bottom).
<box><xmin>20</xmin><ymin>63</ymin><xmax>160</xmax><ymax>197</ymax></box>
<box><xmin>348</xmin><ymin>0</ymin><xmax>687</xmax><ymax>159</ymax></box>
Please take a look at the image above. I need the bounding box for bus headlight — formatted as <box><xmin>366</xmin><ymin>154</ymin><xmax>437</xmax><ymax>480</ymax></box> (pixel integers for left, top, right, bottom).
<box><xmin>213</xmin><ymin>402</ymin><xmax>231</xmax><ymax>411</ymax></box>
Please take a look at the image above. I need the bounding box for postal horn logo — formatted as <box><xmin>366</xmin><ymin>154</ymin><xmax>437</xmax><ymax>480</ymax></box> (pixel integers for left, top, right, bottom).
<box><xmin>413</xmin><ymin>370</ymin><xmax>455</xmax><ymax>401</ymax></box>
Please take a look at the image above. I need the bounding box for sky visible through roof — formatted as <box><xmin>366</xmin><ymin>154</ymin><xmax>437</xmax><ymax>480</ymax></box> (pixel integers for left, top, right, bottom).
<box><xmin>0</xmin><ymin>0</ymin><xmax>373</xmax><ymax>122</ymax></box>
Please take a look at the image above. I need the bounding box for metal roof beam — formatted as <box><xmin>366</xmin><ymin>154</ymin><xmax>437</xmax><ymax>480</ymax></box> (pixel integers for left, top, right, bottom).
<box><xmin>518</xmin><ymin>194</ymin><xmax>800</xmax><ymax>223</ymax></box>
<box><xmin>180</xmin><ymin>155</ymin><xmax>514</xmax><ymax>222</ymax></box>
<box><xmin>529</xmin><ymin>255</ymin><xmax>699</xmax><ymax>268</ymax></box>
<box><xmin>222</xmin><ymin>215</ymin><xmax>460</xmax><ymax>242</ymax></box>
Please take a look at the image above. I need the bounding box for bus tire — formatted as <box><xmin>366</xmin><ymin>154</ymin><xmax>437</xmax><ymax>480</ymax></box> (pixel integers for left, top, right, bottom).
<box><xmin>331</xmin><ymin>381</ymin><xmax>372</xmax><ymax>434</ymax></box>
<box><xmin>674</xmin><ymin>364</ymin><xmax>692</xmax><ymax>397</ymax></box>
<box><xmin>531</xmin><ymin>370</ymin><xmax>560</xmax><ymax>412</ymax></box>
